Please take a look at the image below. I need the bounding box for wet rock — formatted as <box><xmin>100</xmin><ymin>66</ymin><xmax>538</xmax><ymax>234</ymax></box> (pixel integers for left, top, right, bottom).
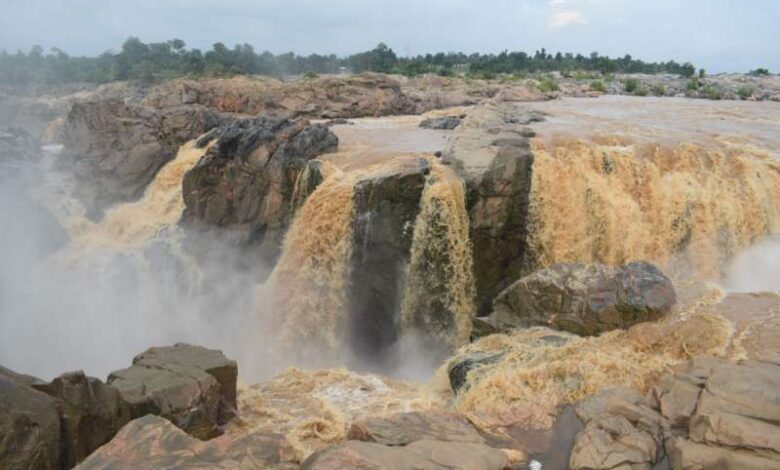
<box><xmin>182</xmin><ymin>116</ymin><xmax>337</xmax><ymax>268</ymax></box>
<box><xmin>62</xmin><ymin>100</ymin><xmax>223</xmax><ymax>216</ymax></box>
<box><xmin>31</xmin><ymin>371</ymin><xmax>132</xmax><ymax>468</ymax></box>
<box><xmin>76</xmin><ymin>415</ymin><xmax>296</xmax><ymax>470</ymax></box>
<box><xmin>0</xmin><ymin>366</ymin><xmax>61</xmax><ymax>470</ymax></box>
<box><xmin>107</xmin><ymin>343</ymin><xmax>238</xmax><ymax>440</ymax></box>
<box><xmin>448</xmin><ymin>352</ymin><xmax>506</xmax><ymax>394</ymax></box>
<box><xmin>348</xmin><ymin>410</ymin><xmax>485</xmax><ymax>446</ymax></box>
<box><xmin>301</xmin><ymin>439</ymin><xmax>509</xmax><ymax>470</ymax></box>
<box><xmin>444</xmin><ymin>105</ymin><xmax>539</xmax><ymax>315</ymax></box>
<box><xmin>325</xmin><ymin>117</ymin><xmax>352</xmax><ymax>126</ymax></box>
<box><xmin>419</xmin><ymin>116</ymin><xmax>462</xmax><ymax>130</ymax></box>
<box><xmin>347</xmin><ymin>160</ymin><xmax>427</xmax><ymax>362</ymax></box>
<box><xmin>490</xmin><ymin>261</ymin><xmax>676</xmax><ymax>335</ymax></box>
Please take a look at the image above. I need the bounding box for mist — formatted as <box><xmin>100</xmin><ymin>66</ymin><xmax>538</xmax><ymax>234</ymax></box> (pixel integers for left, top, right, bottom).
<box><xmin>723</xmin><ymin>238</ymin><xmax>780</xmax><ymax>293</ymax></box>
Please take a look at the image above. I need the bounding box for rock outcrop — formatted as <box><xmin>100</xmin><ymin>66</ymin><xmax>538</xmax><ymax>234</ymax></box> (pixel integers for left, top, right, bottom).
<box><xmin>301</xmin><ymin>440</ymin><xmax>509</xmax><ymax>470</ymax></box>
<box><xmin>182</xmin><ymin>116</ymin><xmax>337</xmax><ymax>268</ymax></box>
<box><xmin>107</xmin><ymin>343</ymin><xmax>238</xmax><ymax>440</ymax></box>
<box><xmin>75</xmin><ymin>415</ymin><xmax>296</xmax><ymax>470</ymax></box>
<box><xmin>489</xmin><ymin>261</ymin><xmax>676</xmax><ymax>335</ymax></box>
<box><xmin>31</xmin><ymin>371</ymin><xmax>132</xmax><ymax>468</ymax></box>
<box><xmin>569</xmin><ymin>356</ymin><xmax>780</xmax><ymax>469</ymax></box>
<box><xmin>347</xmin><ymin>410</ymin><xmax>486</xmax><ymax>446</ymax></box>
<box><xmin>0</xmin><ymin>126</ymin><xmax>41</xmax><ymax>179</ymax></box>
<box><xmin>0</xmin><ymin>367</ymin><xmax>61</xmax><ymax>470</ymax></box>
<box><xmin>347</xmin><ymin>159</ymin><xmax>428</xmax><ymax>361</ymax></box>
<box><xmin>443</xmin><ymin>104</ymin><xmax>540</xmax><ymax>315</ymax></box>
<box><xmin>62</xmin><ymin>100</ymin><xmax>223</xmax><ymax>216</ymax></box>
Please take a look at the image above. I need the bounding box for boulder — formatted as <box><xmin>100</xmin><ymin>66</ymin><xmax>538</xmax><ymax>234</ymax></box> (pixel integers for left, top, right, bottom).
<box><xmin>419</xmin><ymin>116</ymin><xmax>462</xmax><ymax>130</ymax></box>
<box><xmin>107</xmin><ymin>343</ymin><xmax>238</xmax><ymax>440</ymax></box>
<box><xmin>347</xmin><ymin>159</ymin><xmax>428</xmax><ymax>361</ymax></box>
<box><xmin>75</xmin><ymin>415</ymin><xmax>296</xmax><ymax>470</ymax></box>
<box><xmin>490</xmin><ymin>261</ymin><xmax>676</xmax><ymax>335</ymax></box>
<box><xmin>0</xmin><ymin>367</ymin><xmax>61</xmax><ymax>470</ymax></box>
<box><xmin>301</xmin><ymin>439</ymin><xmax>509</xmax><ymax>470</ymax></box>
<box><xmin>182</xmin><ymin>116</ymin><xmax>337</xmax><ymax>268</ymax></box>
<box><xmin>62</xmin><ymin>100</ymin><xmax>223</xmax><ymax>216</ymax></box>
<box><xmin>347</xmin><ymin>410</ymin><xmax>485</xmax><ymax>446</ymax></box>
<box><xmin>32</xmin><ymin>371</ymin><xmax>132</xmax><ymax>468</ymax></box>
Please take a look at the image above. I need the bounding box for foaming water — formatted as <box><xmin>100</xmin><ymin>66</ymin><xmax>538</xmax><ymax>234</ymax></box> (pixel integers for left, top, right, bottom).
<box><xmin>528</xmin><ymin>137</ymin><xmax>780</xmax><ymax>278</ymax></box>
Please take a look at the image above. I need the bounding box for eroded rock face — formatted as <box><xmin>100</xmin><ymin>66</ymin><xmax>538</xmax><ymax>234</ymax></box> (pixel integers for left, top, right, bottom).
<box><xmin>569</xmin><ymin>356</ymin><xmax>780</xmax><ymax>470</ymax></box>
<box><xmin>0</xmin><ymin>367</ymin><xmax>61</xmax><ymax>470</ymax></box>
<box><xmin>301</xmin><ymin>439</ymin><xmax>509</xmax><ymax>470</ymax></box>
<box><xmin>75</xmin><ymin>415</ymin><xmax>296</xmax><ymax>470</ymax></box>
<box><xmin>31</xmin><ymin>371</ymin><xmax>132</xmax><ymax>468</ymax></box>
<box><xmin>182</xmin><ymin>116</ymin><xmax>337</xmax><ymax>268</ymax></box>
<box><xmin>443</xmin><ymin>105</ymin><xmax>540</xmax><ymax>315</ymax></box>
<box><xmin>347</xmin><ymin>159</ymin><xmax>428</xmax><ymax>361</ymax></box>
<box><xmin>107</xmin><ymin>343</ymin><xmax>238</xmax><ymax>440</ymax></box>
<box><xmin>62</xmin><ymin>100</ymin><xmax>223</xmax><ymax>216</ymax></box>
<box><xmin>490</xmin><ymin>261</ymin><xmax>676</xmax><ymax>335</ymax></box>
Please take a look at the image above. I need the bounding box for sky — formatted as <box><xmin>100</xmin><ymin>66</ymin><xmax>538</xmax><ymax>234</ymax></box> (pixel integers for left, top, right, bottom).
<box><xmin>1</xmin><ymin>0</ymin><xmax>778</xmax><ymax>73</ymax></box>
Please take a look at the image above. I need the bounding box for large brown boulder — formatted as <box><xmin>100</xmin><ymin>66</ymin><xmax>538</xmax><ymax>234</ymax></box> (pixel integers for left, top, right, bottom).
<box><xmin>107</xmin><ymin>343</ymin><xmax>238</xmax><ymax>440</ymax></box>
<box><xmin>62</xmin><ymin>100</ymin><xmax>223</xmax><ymax>216</ymax></box>
<box><xmin>182</xmin><ymin>116</ymin><xmax>337</xmax><ymax>268</ymax></box>
<box><xmin>0</xmin><ymin>367</ymin><xmax>61</xmax><ymax>470</ymax></box>
<box><xmin>489</xmin><ymin>261</ymin><xmax>676</xmax><ymax>335</ymax></box>
<box><xmin>347</xmin><ymin>410</ymin><xmax>485</xmax><ymax>446</ymax></box>
<box><xmin>31</xmin><ymin>371</ymin><xmax>132</xmax><ymax>468</ymax></box>
<box><xmin>75</xmin><ymin>415</ymin><xmax>296</xmax><ymax>470</ymax></box>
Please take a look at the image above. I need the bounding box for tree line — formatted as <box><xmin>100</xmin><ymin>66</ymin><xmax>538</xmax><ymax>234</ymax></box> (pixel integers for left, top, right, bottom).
<box><xmin>0</xmin><ymin>38</ymin><xmax>701</xmax><ymax>86</ymax></box>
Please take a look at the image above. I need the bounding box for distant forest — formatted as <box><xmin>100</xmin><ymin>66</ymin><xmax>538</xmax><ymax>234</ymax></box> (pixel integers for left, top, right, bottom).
<box><xmin>0</xmin><ymin>38</ymin><xmax>699</xmax><ymax>85</ymax></box>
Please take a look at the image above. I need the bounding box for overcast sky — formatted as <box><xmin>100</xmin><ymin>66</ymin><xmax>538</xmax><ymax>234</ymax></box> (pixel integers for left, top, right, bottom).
<box><xmin>1</xmin><ymin>0</ymin><xmax>777</xmax><ymax>73</ymax></box>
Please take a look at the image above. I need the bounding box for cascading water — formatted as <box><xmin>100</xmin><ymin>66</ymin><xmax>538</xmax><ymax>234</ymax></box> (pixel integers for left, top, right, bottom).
<box><xmin>527</xmin><ymin>137</ymin><xmax>780</xmax><ymax>278</ymax></box>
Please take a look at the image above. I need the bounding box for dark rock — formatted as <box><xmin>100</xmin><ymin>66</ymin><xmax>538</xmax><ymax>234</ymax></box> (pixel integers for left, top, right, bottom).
<box><xmin>107</xmin><ymin>343</ymin><xmax>238</xmax><ymax>440</ymax></box>
<box><xmin>0</xmin><ymin>126</ymin><xmax>40</xmax><ymax>179</ymax></box>
<box><xmin>470</xmin><ymin>317</ymin><xmax>499</xmax><ymax>341</ymax></box>
<box><xmin>419</xmin><ymin>116</ymin><xmax>462</xmax><ymax>130</ymax></box>
<box><xmin>448</xmin><ymin>352</ymin><xmax>505</xmax><ymax>394</ymax></box>
<box><xmin>348</xmin><ymin>410</ymin><xmax>485</xmax><ymax>446</ymax></box>
<box><xmin>62</xmin><ymin>100</ymin><xmax>223</xmax><ymax>217</ymax></box>
<box><xmin>324</xmin><ymin>118</ymin><xmax>352</xmax><ymax>126</ymax></box>
<box><xmin>0</xmin><ymin>367</ymin><xmax>61</xmax><ymax>470</ymax></box>
<box><xmin>301</xmin><ymin>439</ymin><xmax>509</xmax><ymax>470</ymax></box>
<box><xmin>32</xmin><ymin>371</ymin><xmax>132</xmax><ymax>468</ymax></box>
<box><xmin>490</xmin><ymin>261</ymin><xmax>676</xmax><ymax>335</ymax></box>
<box><xmin>182</xmin><ymin>116</ymin><xmax>337</xmax><ymax>269</ymax></box>
<box><xmin>347</xmin><ymin>160</ymin><xmax>427</xmax><ymax>362</ymax></box>
<box><xmin>76</xmin><ymin>415</ymin><xmax>296</xmax><ymax>470</ymax></box>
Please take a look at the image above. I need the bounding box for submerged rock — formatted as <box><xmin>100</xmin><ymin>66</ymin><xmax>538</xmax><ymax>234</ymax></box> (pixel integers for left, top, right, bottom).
<box><xmin>76</xmin><ymin>415</ymin><xmax>296</xmax><ymax>470</ymax></box>
<box><xmin>107</xmin><ymin>343</ymin><xmax>238</xmax><ymax>440</ymax></box>
<box><xmin>419</xmin><ymin>116</ymin><xmax>462</xmax><ymax>130</ymax></box>
<box><xmin>490</xmin><ymin>261</ymin><xmax>676</xmax><ymax>335</ymax></box>
<box><xmin>0</xmin><ymin>367</ymin><xmax>61</xmax><ymax>470</ymax></box>
<box><xmin>182</xmin><ymin>116</ymin><xmax>337</xmax><ymax>268</ymax></box>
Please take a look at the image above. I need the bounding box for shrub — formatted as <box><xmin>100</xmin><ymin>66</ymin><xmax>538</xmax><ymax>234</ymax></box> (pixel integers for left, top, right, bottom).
<box><xmin>687</xmin><ymin>77</ymin><xmax>700</xmax><ymax>91</ymax></box>
<box><xmin>737</xmin><ymin>86</ymin><xmax>754</xmax><ymax>100</ymax></box>
<box><xmin>623</xmin><ymin>78</ymin><xmax>639</xmax><ymax>93</ymax></box>
<box><xmin>604</xmin><ymin>74</ymin><xmax>615</xmax><ymax>83</ymax></box>
<box><xmin>303</xmin><ymin>71</ymin><xmax>319</xmax><ymax>80</ymax></box>
<box><xmin>703</xmin><ymin>85</ymin><xmax>722</xmax><ymax>100</ymax></box>
<box><xmin>633</xmin><ymin>87</ymin><xmax>649</xmax><ymax>96</ymax></box>
<box><xmin>651</xmin><ymin>84</ymin><xmax>666</xmax><ymax>96</ymax></box>
<box><xmin>590</xmin><ymin>79</ymin><xmax>606</xmax><ymax>92</ymax></box>
<box><xmin>749</xmin><ymin>68</ymin><xmax>770</xmax><ymax>76</ymax></box>
<box><xmin>537</xmin><ymin>76</ymin><xmax>560</xmax><ymax>92</ymax></box>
